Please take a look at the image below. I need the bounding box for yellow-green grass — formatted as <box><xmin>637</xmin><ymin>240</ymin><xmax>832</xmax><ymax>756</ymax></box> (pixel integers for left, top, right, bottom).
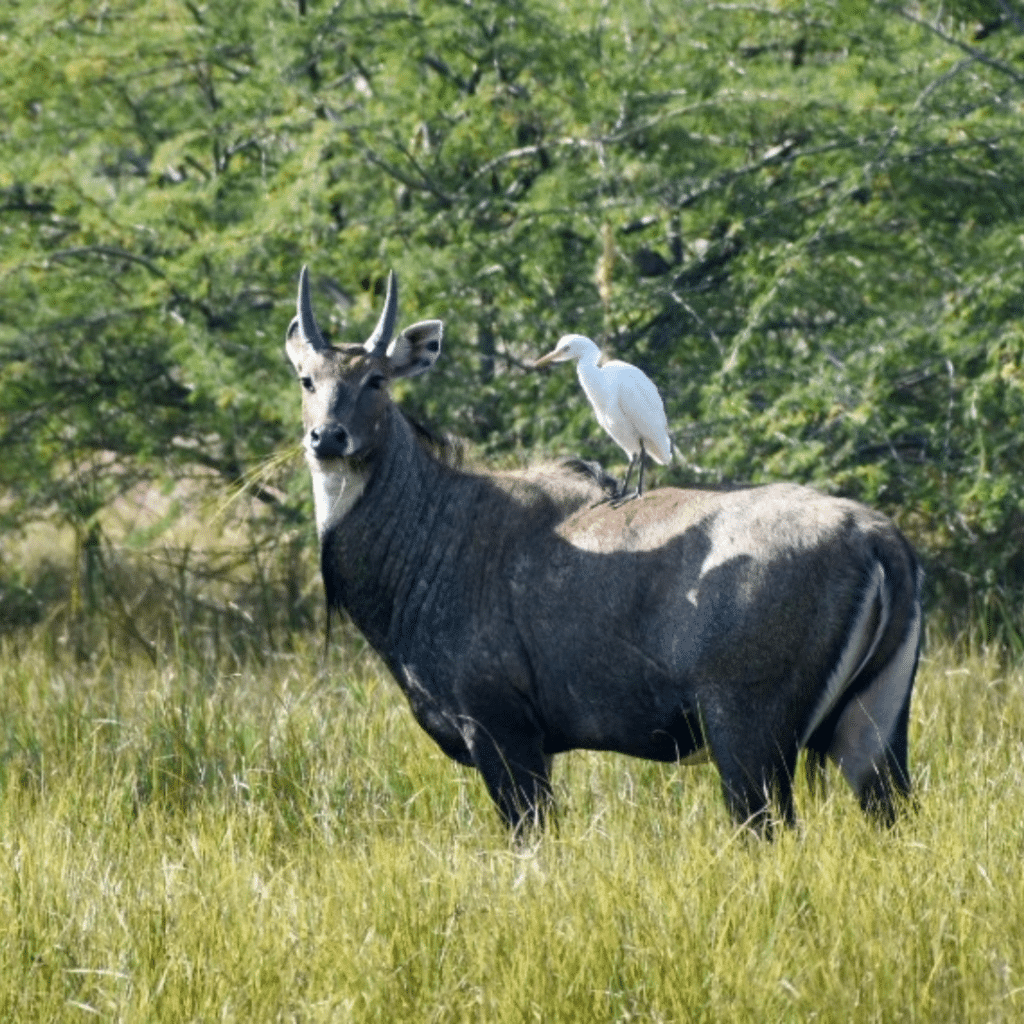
<box><xmin>1</xmin><ymin>629</ymin><xmax>1022</xmax><ymax>1023</ymax></box>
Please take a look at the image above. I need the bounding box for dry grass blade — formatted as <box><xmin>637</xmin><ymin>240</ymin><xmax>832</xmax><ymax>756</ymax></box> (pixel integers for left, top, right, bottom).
<box><xmin>0</xmin><ymin>633</ymin><xmax>1021</xmax><ymax>1022</ymax></box>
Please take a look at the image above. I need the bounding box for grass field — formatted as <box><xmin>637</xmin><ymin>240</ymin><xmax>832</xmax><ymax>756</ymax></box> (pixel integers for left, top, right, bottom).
<box><xmin>1</xmin><ymin>620</ymin><xmax>1022</xmax><ymax>1023</ymax></box>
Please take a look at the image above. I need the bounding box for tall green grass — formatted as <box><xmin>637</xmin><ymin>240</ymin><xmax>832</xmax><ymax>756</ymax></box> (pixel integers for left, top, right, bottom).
<box><xmin>1</xmin><ymin>625</ymin><xmax>1022</xmax><ymax>1023</ymax></box>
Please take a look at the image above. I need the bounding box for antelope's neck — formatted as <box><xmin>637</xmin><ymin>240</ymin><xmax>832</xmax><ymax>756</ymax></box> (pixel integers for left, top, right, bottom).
<box><xmin>318</xmin><ymin>409</ymin><xmax>466</xmax><ymax>657</ymax></box>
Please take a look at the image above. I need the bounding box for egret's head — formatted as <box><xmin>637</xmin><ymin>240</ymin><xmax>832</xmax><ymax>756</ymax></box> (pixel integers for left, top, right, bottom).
<box><xmin>534</xmin><ymin>334</ymin><xmax>599</xmax><ymax>368</ymax></box>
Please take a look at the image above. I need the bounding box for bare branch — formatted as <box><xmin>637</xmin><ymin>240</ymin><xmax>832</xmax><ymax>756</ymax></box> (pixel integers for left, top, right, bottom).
<box><xmin>890</xmin><ymin>4</ymin><xmax>1024</xmax><ymax>87</ymax></box>
<box><xmin>361</xmin><ymin>148</ymin><xmax>454</xmax><ymax>209</ymax></box>
<box><xmin>46</xmin><ymin>247</ymin><xmax>166</xmax><ymax>278</ymax></box>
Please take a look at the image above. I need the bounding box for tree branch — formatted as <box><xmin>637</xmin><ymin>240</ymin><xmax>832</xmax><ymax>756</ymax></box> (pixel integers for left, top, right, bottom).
<box><xmin>890</xmin><ymin>4</ymin><xmax>1024</xmax><ymax>87</ymax></box>
<box><xmin>46</xmin><ymin>247</ymin><xmax>166</xmax><ymax>278</ymax></box>
<box><xmin>361</xmin><ymin>147</ymin><xmax>454</xmax><ymax>208</ymax></box>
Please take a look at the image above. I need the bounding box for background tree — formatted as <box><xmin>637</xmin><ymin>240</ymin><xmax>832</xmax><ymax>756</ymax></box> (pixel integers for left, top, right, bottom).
<box><xmin>1</xmin><ymin>0</ymin><xmax>1022</xmax><ymax>642</ymax></box>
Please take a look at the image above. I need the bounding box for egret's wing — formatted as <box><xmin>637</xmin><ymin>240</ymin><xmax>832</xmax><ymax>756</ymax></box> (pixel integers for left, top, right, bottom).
<box><xmin>609</xmin><ymin>362</ymin><xmax>673</xmax><ymax>464</ymax></box>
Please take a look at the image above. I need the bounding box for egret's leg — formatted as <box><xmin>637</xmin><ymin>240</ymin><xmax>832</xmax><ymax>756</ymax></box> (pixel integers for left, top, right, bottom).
<box><xmin>610</xmin><ymin>452</ymin><xmax>643</xmax><ymax>506</ymax></box>
<box><xmin>637</xmin><ymin>441</ymin><xmax>648</xmax><ymax>496</ymax></box>
<box><xmin>618</xmin><ymin>454</ymin><xmax>638</xmax><ymax>498</ymax></box>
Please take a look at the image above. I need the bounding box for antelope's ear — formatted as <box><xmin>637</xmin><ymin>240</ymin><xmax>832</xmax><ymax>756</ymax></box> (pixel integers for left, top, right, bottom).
<box><xmin>386</xmin><ymin>320</ymin><xmax>443</xmax><ymax>379</ymax></box>
<box><xmin>285</xmin><ymin>316</ymin><xmax>307</xmax><ymax>371</ymax></box>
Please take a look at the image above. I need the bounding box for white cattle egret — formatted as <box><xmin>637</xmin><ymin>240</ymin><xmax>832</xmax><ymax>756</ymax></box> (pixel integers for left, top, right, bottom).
<box><xmin>535</xmin><ymin>334</ymin><xmax>672</xmax><ymax>499</ymax></box>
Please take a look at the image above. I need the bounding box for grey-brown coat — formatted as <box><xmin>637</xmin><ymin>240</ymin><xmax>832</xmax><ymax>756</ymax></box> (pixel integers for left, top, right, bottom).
<box><xmin>286</xmin><ymin>267</ymin><xmax>923</xmax><ymax>834</ymax></box>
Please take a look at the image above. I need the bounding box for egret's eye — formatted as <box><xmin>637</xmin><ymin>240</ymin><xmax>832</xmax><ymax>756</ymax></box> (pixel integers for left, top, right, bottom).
<box><xmin>301</xmin><ymin>376</ymin><xmax>315</xmax><ymax>393</ymax></box>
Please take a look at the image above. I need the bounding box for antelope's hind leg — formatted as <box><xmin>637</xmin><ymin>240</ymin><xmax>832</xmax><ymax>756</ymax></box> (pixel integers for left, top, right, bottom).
<box><xmin>846</xmin><ymin>676</ymin><xmax>915</xmax><ymax>827</ymax></box>
<box><xmin>704</xmin><ymin>709</ymin><xmax>800</xmax><ymax>836</ymax></box>
<box><xmin>829</xmin><ymin>599</ymin><xmax>921</xmax><ymax>826</ymax></box>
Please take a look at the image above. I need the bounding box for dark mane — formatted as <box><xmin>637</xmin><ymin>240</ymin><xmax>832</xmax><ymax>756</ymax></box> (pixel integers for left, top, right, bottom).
<box><xmin>558</xmin><ymin>456</ymin><xmax>619</xmax><ymax>499</ymax></box>
<box><xmin>402</xmin><ymin>409</ymin><xmax>617</xmax><ymax>499</ymax></box>
<box><xmin>402</xmin><ymin>410</ymin><xmax>464</xmax><ymax>469</ymax></box>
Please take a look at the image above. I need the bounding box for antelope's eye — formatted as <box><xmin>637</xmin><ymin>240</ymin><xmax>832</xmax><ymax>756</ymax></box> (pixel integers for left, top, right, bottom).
<box><xmin>300</xmin><ymin>376</ymin><xmax>315</xmax><ymax>393</ymax></box>
<box><xmin>365</xmin><ymin>373</ymin><xmax>386</xmax><ymax>391</ymax></box>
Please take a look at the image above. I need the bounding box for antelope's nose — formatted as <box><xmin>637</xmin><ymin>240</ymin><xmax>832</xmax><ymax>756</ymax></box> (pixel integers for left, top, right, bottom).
<box><xmin>308</xmin><ymin>423</ymin><xmax>349</xmax><ymax>459</ymax></box>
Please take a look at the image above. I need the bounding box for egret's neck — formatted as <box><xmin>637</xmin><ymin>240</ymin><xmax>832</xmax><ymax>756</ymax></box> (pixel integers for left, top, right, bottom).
<box><xmin>574</xmin><ymin>343</ymin><xmax>601</xmax><ymax>372</ymax></box>
<box><xmin>573</xmin><ymin>345</ymin><xmax>607</xmax><ymax>405</ymax></box>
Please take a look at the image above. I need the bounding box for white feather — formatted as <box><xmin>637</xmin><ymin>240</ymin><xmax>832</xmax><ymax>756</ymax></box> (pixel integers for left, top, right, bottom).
<box><xmin>536</xmin><ymin>334</ymin><xmax>672</xmax><ymax>493</ymax></box>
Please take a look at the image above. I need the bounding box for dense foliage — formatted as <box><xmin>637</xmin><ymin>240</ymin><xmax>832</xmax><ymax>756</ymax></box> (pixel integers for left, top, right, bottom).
<box><xmin>2</xmin><ymin>0</ymin><xmax>1023</xmax><ymax>636</ymax></box>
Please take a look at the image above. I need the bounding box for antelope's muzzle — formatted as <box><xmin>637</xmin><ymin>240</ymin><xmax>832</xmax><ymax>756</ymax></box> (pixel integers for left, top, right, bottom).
<box><xmin>308</xmin><ymin>423</ymin><xmax>350</xmax><ymax>459</ymax></box>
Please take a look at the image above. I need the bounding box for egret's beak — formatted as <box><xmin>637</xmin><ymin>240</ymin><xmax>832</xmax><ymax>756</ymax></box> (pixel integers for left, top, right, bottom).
<box><xmin>534</xmin><ymin>349</ymin><xmax>561</xmax><ymax>369</ymax></box>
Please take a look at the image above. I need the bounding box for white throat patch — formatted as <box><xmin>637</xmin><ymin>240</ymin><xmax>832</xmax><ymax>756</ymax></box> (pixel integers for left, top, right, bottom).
<box><xmin>308</xmin><ymin>458</ymin><xmax>369</xmax><ymax>537</ymax></box>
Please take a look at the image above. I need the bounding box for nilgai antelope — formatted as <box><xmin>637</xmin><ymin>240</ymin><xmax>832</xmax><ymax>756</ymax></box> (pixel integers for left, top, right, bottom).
<box><xmin>287</xmin><ymin>266</ymin><xmax>923</xmax><ymax>834</ymax></box>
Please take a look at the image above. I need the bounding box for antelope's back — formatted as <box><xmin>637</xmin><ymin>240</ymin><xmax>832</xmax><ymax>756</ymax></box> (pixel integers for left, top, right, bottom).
<box><xmin>545</xmin><ymin>481</ymin><xmax>920</xmax><ymax>680</ymax></box>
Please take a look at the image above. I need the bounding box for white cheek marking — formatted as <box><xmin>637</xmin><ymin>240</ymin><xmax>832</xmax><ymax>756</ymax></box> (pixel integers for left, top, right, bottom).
<box><xmin>309</xmin><ymin>459</ymin><xmax>368</xmax><ymax>536</ymax></box>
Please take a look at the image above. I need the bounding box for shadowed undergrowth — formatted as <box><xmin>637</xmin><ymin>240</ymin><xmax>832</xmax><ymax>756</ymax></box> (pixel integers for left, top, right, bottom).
<box><xmin>0</xmin><ymin>628</ymin><xmax>1022</xmax><ymax>1022</ymax></box>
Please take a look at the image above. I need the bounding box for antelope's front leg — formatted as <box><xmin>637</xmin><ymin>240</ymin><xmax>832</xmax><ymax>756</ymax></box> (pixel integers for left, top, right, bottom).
<box><xmin>461</xmin><ymin>705</ymin><xmax>553</xmax><ymax>834</ymax></box>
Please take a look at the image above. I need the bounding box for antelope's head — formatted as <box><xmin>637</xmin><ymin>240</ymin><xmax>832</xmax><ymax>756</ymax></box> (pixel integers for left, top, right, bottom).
<box><xmin>286</xmin><ymin>266</ymin><xmax>443</xmax><ymax>464</ymax></box>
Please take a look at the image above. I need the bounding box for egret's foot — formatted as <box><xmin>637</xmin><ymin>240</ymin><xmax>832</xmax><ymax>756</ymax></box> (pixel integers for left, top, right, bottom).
<box><xmin>609</xmin><ymin>488</ymin><xmax>640</xmax><ymax>508</ymax></box>
<box><xmin>593</xmin><ymin>490</ymin><xmax>628</xmax><ymax>507</ymax></box>
<box><xmin>591</xmin><ymin>478</ymin><xmax>629</xmax><ymax>506</ymax></box>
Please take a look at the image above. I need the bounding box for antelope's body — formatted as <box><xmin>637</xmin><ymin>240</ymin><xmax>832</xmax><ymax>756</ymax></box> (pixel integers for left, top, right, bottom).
<box><xmin>287</xmin><ymin>267</ymin><xmax>923</xmax><ymax>833</ymax></box>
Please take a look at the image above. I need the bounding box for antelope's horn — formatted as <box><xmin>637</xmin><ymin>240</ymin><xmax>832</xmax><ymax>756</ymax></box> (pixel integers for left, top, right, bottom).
<box><xmin>364</xmin><ymin>270</ymin><xmax>398</xmax><ymax>356</ymax></box>
<box><xmin>296</xmin><ymin>265</ymin><xmax>328</xmax><ymax>350</ymax></box>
